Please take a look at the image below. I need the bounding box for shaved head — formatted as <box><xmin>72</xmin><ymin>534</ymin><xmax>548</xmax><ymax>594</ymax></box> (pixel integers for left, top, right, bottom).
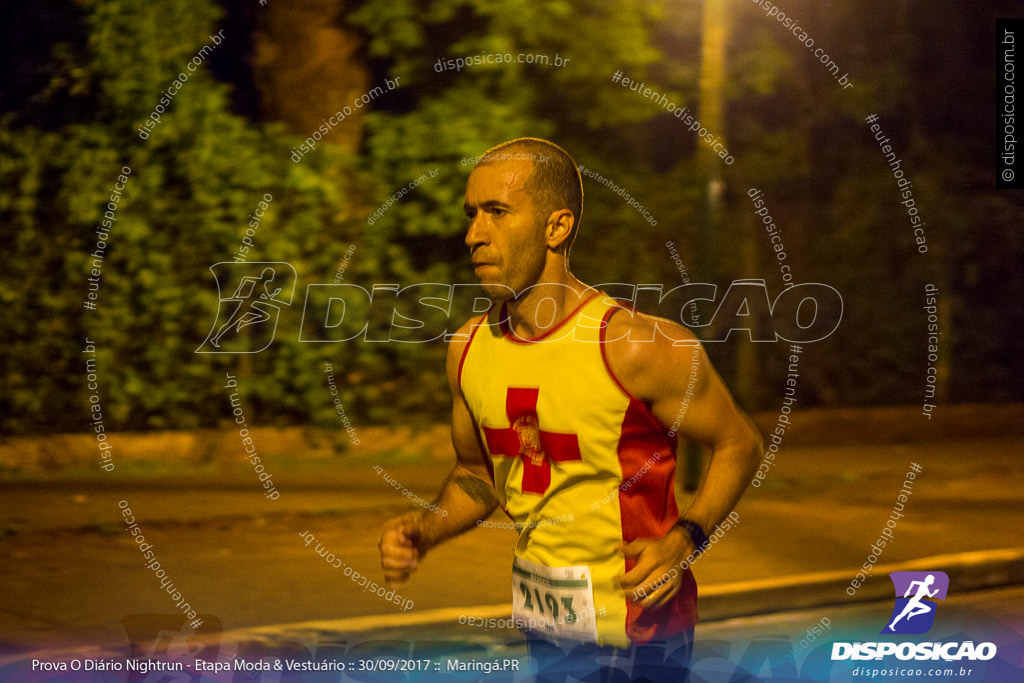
<box><xmin>474</xmin><ymin>138</ymin><xmax>584</xmax><ymax>250</ymax></box>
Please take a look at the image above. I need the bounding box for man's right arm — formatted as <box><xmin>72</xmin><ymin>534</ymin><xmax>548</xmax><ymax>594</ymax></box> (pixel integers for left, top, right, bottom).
<box><xmin>379</xmin><ymin>318</ymin><xmax>498</xmax><ymax>586</ymax></box>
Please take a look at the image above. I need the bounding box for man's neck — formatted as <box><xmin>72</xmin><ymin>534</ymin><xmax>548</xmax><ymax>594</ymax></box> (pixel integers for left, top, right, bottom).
<box><xmin>504</xmin><ymin>274</ymin><xmax>594</xmax><ymax>340</ymax></box>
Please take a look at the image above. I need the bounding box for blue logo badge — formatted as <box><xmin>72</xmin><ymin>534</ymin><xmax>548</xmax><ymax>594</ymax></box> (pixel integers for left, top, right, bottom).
<box><xmin>881</xmin><ymin>571</ymin><xmax>948</xmax><ymax>635</ymax></box>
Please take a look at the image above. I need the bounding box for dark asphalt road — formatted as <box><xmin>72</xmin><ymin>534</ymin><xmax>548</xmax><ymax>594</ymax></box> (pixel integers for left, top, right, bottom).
<box><xmin>0</xmin><ymin>437</ymin><xmax>1021</xmax><ymax>668</ymax></box>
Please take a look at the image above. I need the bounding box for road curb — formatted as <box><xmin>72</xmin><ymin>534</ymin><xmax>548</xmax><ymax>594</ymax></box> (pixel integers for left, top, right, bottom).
<box><xmin>699</xmin><ymin>546</ymin><xmax>1024</xmax><ymax>620</ymax></box>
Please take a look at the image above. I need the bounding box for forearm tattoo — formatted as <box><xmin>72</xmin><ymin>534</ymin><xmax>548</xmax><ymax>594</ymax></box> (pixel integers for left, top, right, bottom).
<box><xmin>455</xmin><ymin>475</ymin><xmax>497</xmax><ymax>506</ymax></box>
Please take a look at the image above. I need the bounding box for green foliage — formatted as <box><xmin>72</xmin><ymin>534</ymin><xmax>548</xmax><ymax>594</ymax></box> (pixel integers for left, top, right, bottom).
<box><xmin>2</xmin><ymin>0</ymin><xmax>1020</xmax><ymax>436</ymax></box>
<box><xmin>344</xmin><ymin>0</ymin><xmax>695</xmax><ymax>417</ymax></box>
<box><xmin>0</xmin><ymin>0</ymin><xmax>361</xmax><ymax>433</ymax></box>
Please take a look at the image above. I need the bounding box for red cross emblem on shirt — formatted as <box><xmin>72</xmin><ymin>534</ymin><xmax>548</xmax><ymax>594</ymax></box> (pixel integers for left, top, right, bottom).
<box><xmin>482</xmin><ymin>387</ymin><xmax>582</xmax><ymax>495</ymax></box>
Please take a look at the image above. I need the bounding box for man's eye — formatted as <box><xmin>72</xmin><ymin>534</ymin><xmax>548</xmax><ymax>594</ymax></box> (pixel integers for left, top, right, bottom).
<box><xmin>492</xmin><ymin>208</ymin><xmax>506</xmax><ymax>217</ymax></box>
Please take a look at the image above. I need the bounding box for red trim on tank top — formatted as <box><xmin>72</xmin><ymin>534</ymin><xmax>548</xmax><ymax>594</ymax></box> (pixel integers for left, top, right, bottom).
<box><xmin>598</xmin><ymin>304</ymin><xmax>676</xmax><ymax>435</ymax></box>
<box><xmin>457</xmin><ymin>311</ymin><xmax>491</xmax><ymax>388</ymax></box>
<box><xmin>600</xmin><ymin>302</ymin><xmax>696</xmax><ymax>640</ymax></box>
<box><xmin>456</xmin><ymin>307</ymin><xmax>505</xmax><ymax>508</ymax></box>
<box><xmin>499</xmin><ymin>291</ymin><xmax>601</xmax><ymax>344</ymax></box>
<box><xmin>615</xmin><ymin>400</ymin><xmax>695</xmax><ymax>641</ymax></box>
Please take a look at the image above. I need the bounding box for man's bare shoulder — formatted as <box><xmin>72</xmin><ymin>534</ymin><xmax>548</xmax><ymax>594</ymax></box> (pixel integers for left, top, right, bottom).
<box><xmin>605</xmin><ymin>306</ymin><xmax>700</xmax><ymax>350</ymax></box>
<box><xmin>604</xmin><ymin>307</ymin><xmax>703</xmax><ymax>396</ymax></box>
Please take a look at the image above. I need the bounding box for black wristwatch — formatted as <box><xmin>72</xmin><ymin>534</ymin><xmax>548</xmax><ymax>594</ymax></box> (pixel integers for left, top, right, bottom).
<box><xmin>674</xmin><ymin>518</ymin><xmax>710</xmax><ymax>556</ymax></box>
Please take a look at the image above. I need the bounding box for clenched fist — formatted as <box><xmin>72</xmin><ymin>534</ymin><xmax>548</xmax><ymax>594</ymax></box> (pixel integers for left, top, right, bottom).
<box><xmin>379</xmin><ymin>511</ymin><xmax>429</xmax><ymax>586</ymax></box>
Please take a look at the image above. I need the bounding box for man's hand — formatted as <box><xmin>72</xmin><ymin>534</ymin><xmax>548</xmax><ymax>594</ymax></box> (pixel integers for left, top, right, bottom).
<box><xmin>617</xmin><ymin>526</ymin><xmax>694</xmax><ymax>611</ymax></box>
<box><xmin>379</xmin><ymin>511</ymin><xmax>429</xmax><ymax>587</ymax></box>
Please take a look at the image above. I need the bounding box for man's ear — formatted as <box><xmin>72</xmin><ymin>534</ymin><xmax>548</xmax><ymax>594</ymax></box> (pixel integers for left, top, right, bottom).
<box><xmin>545</xmin><ymin>209</ymin><xmax>575</xmax><ymax>250</ymax></box>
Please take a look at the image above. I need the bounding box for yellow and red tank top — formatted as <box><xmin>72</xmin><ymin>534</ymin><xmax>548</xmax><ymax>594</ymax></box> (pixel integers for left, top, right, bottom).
<box><xmin>458</xmin><ymin>291</ymin><xmax>698</xmax><ymax>648</ymax></box>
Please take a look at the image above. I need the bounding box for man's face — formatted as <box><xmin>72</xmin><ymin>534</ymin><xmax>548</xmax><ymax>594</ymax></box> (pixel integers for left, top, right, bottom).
<box><xmin>464</xmin><ymin>159</ymin><xmax>548</xmax><ymax>300</ymax></box>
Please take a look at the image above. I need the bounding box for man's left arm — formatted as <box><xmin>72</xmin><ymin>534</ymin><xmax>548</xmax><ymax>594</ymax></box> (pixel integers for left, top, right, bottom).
<box><xmin>605</xmin><ymin>311</ymin><xmax>763</xmax><ymax>610</ymax></box>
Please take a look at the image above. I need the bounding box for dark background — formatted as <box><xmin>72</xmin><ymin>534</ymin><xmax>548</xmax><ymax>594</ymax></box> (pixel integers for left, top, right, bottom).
<box><xmin>0</xmin><ymin>4</ymin><xmax>1022</xmax><ymax>672</ymax></box>
<box><xmin>1</xmin><ymin>0</ymin><xmax>1021</xmax><ymax>436</ymax></box>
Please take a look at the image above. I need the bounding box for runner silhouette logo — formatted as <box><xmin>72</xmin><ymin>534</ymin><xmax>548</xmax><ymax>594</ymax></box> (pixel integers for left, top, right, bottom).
<box><xmin>881</xmin><ymin>571</ymin><xmax>949</xmax><ymax>635</ymax></box>
<box><xmin>197</xmin><ymin>262</ymin><xmax>296</xmax><ymax>353</ymax></box>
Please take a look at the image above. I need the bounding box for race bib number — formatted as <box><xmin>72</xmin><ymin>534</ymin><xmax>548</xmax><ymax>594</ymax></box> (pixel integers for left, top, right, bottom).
<box><xmin>512</xmin><ymin>556</ymin><xmax>598</xmax><ymax>643</ymax></box>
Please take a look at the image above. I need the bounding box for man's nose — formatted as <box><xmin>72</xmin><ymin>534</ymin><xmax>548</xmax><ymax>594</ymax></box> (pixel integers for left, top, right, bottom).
<box><xmin>465</xmin><ymin>215</ymin><xmax>488</xmax><ymax>250</ymax></box>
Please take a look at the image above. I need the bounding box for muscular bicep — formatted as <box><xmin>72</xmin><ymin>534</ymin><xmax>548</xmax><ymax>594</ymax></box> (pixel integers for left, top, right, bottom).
<box><xmin>607</xmin><ymin>311</ymin><xmax>754</xmax><ymax>450</ymax></box>
<box><xmin>651</xmin><ymin>342</ymin><xmax>751</xmax><ymax>450</ymax></box>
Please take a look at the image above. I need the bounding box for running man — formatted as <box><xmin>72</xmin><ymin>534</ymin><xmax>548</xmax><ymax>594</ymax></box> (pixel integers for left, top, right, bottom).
<box><xmin>888</xmin><ymin>574</ymin><xmax>939</xmax><ymax>631</ymax></box>
<box><xmin>378</xmin><ymin>138</ymin><xmax>762</xmax><ymax>681</ymax></box>
<box><xmin>209</xmin><ymin>267</ymin><xmax>283</xmax><ymax>348</ymax></box>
